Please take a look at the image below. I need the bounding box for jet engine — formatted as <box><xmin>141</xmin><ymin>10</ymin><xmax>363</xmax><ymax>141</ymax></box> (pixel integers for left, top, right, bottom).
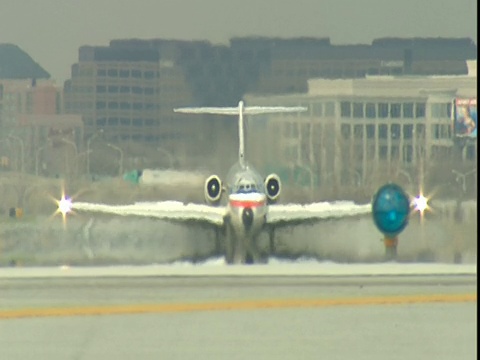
<box><xmin>265</xmin><ymin>173</ymin><xmax>281</xmax><ymax>204</ymax></box>
<box><xmin>204</xmin><ymin>175</ymin><xmax>223</xmax><ymax>205</ymax></box>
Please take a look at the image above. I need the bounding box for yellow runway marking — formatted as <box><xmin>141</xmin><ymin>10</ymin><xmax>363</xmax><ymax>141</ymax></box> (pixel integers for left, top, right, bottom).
<box><xmin>0</xmin><ymin>293</ymin><xmax>476</xmax><ymax>320</ymax></box>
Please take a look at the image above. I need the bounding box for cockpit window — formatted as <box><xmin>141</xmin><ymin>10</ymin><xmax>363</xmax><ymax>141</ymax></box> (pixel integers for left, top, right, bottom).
<box><xmin>235</xmin><ymin>181</ymin><xmax>258</xmax><ymax>194</ymax></box>
<box><xmin>225</xmin><ymin>163</ymin><xmax>265</xmax><ymax>194</ymax></box>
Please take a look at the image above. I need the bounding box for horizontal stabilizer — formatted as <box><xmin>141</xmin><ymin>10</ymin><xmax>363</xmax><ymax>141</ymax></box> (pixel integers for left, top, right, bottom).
<box><xmin>174</xmin><ymin>101</ymin><xmax>307</xmax><ymax>167</ymax></box>
<box><xmin>174</xmin><ymin>106</ymin><xmax>307</xmax><ymax>115</ymax></box>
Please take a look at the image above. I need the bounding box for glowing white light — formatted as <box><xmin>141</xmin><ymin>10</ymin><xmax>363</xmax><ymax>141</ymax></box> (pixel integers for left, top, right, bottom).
<box><xmin>58</xmin><ymin>196</ymin><xmax>73</xmax><ymax>216</ymax></box>
<box><xmin>413</xmin><ymin>194</ymin><xmax>429</xmax><ymax>213</ymax></box>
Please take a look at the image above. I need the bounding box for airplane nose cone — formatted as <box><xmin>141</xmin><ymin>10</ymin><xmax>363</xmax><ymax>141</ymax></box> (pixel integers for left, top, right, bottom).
<box><xmin>242</xmin><ymin>207</ymin><xmax>254</xmax><ymax>230</ymax></box>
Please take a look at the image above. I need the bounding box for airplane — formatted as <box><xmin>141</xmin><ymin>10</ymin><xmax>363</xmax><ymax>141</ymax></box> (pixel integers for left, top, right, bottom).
<box><xmin>60</xmin><ymin>101</ymin><xmax>373</xmax><ymax>264</ymax></box>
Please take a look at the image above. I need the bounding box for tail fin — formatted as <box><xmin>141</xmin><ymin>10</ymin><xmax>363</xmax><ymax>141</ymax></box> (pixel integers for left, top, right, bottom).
<box><xmin>174</xmin><ymin>101</ymin><xmax>307</xmax><ymax>167</ymax></box>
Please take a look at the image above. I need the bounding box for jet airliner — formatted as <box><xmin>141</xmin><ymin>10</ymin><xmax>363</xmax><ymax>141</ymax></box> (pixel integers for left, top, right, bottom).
<box><xmin>61</xmin><ymin>101</ymin><xmax>372</xmax><ymax>264</ymax></box>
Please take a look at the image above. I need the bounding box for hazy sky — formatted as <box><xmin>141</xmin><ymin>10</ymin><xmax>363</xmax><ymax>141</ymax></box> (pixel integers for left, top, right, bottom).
<box><xmin>0</xmin><ymin>0</ymin><xmax>477</xmax><ymax>84</ymax></box>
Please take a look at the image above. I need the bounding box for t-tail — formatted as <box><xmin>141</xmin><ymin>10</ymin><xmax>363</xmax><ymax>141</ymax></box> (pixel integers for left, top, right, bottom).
<box><xmin>174</xmin><ymin>101</ymin><xmax>307</xmax><ymax>167</ymax></box>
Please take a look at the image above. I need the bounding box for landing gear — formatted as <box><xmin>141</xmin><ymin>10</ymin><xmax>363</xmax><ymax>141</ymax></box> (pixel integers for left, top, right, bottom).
<box><xmin>214</xmin><ymin>226</ymin><xmax>223</xmax><ymax>256</ymax></box>
<box><xmin>268</xmin><ymin>227</ymin><xmax>276</xmax><ymax>256</ymax></box>
<box><xmin>224</xmin><ymin>221</ymin><xmax>235</xmax><ymax>265</ymax></box>
<box><xmin>223</xmin><ymin>218</ymin><xmax>270</xmax><ymax>265</ymax></box>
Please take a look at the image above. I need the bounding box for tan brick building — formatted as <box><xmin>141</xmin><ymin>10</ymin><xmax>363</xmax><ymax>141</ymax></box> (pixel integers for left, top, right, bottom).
<box><xmin>245</xmin><ymin>67</ymin><xmax>477</xmax><ymax>198</ymax></box>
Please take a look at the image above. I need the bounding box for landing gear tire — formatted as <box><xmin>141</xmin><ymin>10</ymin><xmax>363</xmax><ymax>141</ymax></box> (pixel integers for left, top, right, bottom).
<box><xmin>214</xmin><ymin>226</ymin><xmax>223</xmax><ymax>256</ymax></box>
<box><xmin>268</xmin><ymin>227</ymin><xmax>276</xmax><ymax>256</ymax></box>
<box><xmin>245</xmin><ymin>252</ymin><xmax>254</xmax><ymax>264</ymax></box>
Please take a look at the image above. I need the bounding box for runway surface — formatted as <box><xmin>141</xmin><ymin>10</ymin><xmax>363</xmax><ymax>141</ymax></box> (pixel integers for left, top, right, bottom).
<box><xmin>0</xmin><ymin>261</ymin><xmax>476</xmax><ymax>360</ymax></box>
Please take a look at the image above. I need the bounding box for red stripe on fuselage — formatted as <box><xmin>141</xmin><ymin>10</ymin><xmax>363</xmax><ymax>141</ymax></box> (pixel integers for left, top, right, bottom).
<box><xmin>229</xmin><ymin>199</ymin><xmax>266</xmax><ymax>208</ymax></box>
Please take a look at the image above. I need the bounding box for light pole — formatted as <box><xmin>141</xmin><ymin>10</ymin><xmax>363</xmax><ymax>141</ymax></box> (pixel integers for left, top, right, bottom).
<box><xmin>87</xmin><ymin>129</ymin><xmax>104</xmax><ymax>177</ymax></box>
<box><xmin>0</xmin><ymin>139</ymin><xmax>11</xmax><ymax>170</ymax></box>
<box><xmin>35</xmin><ymin>142</ymin><xmax>50</xmax><ymax>176</ymax></box>
<box><xmin>397</xmin><ymin>168</ymin><xmax>412</xmax><ymax>193</ymax></box>
<box><xmin>75</xmin><ymin>149</ymin><xmax>92</xmax><ymax>175</ymax></box>
<box><xmin>8</xmin><ymin>134</ymin><xmax>25</xmax><ymax>173</ymax></box>
<box><xmin>452</xmin><ymin>168</ymin><xmax>476</xmax><ymax>195</ymax></box>
<box><xmin>107</xmin><ymin>143</ymin><xmax>123</xmax><ymax>176</ymax></box>
<box><xmin>60</xmin><ymin>138</ymin><xmax>78</xmax><ymax>177</ymax></box>
<box><xmin>451</xmin><ymin>168</ymin><xmax>476</xmax><ymax>263</ymax></box>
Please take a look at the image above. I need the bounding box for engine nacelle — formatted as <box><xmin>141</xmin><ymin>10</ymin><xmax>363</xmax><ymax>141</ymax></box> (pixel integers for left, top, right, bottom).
<box><xmin>265</xmin><ymin>173</ymin><xmax>281</xmax><ymax>204</ymax></box>
<box><xmin>204</xmin><ymin>175</ymin><xmax>223</xmax><ymax>205</ymax></box>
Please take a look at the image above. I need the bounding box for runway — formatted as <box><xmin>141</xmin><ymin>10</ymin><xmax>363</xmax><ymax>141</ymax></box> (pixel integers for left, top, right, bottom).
<box><xmin>0</xmin><ymin>262</ymin><xmax>476</xmax><ymax>360</ymax></box>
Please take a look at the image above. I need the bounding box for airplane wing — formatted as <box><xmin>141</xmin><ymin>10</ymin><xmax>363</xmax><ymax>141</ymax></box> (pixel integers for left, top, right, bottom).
<box><xmin>266</xmin><ymin>201</ymin><xmax>371</xmax><ymax>227</ymax></box>
<box><xmin>71</xmin><ymin>201</ymin><xmax>225</xmax><ymax>226</ymax></box>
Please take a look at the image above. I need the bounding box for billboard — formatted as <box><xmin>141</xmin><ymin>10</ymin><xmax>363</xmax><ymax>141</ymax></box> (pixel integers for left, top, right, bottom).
<box><xmin>454</xmin><ymin>98</ymin><xmax>477</xmax><ymax>138</ymax></box>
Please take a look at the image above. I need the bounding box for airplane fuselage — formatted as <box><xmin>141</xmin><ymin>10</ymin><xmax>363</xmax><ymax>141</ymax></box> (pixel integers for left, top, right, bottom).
<box><xmin>228</xmin><ymin>192</ymin><xmax>268</xmax><ymax>232</ymax></box>
<box><xmin>207</xmin><ymin>161</ymin><xmax>275</xmax><ymax>264</ymax></box>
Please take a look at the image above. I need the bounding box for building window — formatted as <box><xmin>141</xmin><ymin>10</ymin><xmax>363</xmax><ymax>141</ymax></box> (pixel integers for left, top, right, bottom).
<box><xmin>391</xmin><ymin>124</ymin><xmax>401</xmax><ymax>139</ymax></box>
<box><xmin>354</xmin><ymin>125</ymin><xmax>363</xmax><ymax>138</ymax></box>
<box><xmin>133</xmin><ymin>118</ymin><xmax>143</xmax><ymax>126</ymax></box>
<box><xmin>366</xmin><ymin>124</ymin><xmax>375</xmax><ymax>138</ymax></box>
<box><xmin>353</xmin><ymin>103</ymin><xmax>364</xmax><ymax>118</ymax></box>
<box><xmin>119</xmin><ymin>70</ymin><xmax>129</xmax><ymax>78</ymax></box>
<box><xmin>108</xmin><ymin>86</ymin><xmax>118</xmax><ymax>94</ymax></box>
<box><xmin>96</xmin><ymin>101</ymin><xmax>106</xmax><ymax>110</ymax></box>
<box><xmin>379</xmin><ymin>145</ymin><xmax>388</xmax><ymax>159</ymax></box>
<box><xmin>340</xmin><ymin>102</ymin><xmax>351</xmax><ymax>117</ymax></box>
<box><xmin>466</xmin><ymin>145</ymin><xmax>476</xmax><ymax>160</ymax></box>
<box><xmin>120</xmin><ymin>102</ymin><xmax>130</xmax><ymax>110</ymax></box>
<box><xmin>132</xmin><ymin>86</ymin><xmax>143</xmax><ymax>94</ymax></box>
<box><xmin>132</xmin><ymin>70</ymin><xmax>142</xmax><ymax>78</ymax></box>
<box><xmin>447</xmin><ymin>103</ymin><xmax>453</xmax><ymax>119</ymax></box>
<box><xmin>390</xmin><ymin>103</ymin><xmax>401</xmax><ymax>118</ymax></box>
<box><xmin>403</xmin><ymin>145</ymin><xmax>413</xmax><ymax>163</ymax></box>
<box><xmin>96</xmin><ymin>85</ymin><xmax>106</xmax><ymax>93</ymax></box>
<box><xmin>379</xmin><ymin>124</ymin><xmax>388</xmax><ymax>139</ymax></box>
<box><xmin>403</xmin><ymin>124</ymin><xmax>413</xmax><ymax>139</ymax></box>
<box><xmin>415</xmin><ymin>103</ymin><xmax>426</xmax><ymax>118</ymax></box>
<box><xmin>431</xmin><ymin>104</ymin><xmax>441</xmax><ymax>118</ymax></box>
<box><xmin>107</xmin><ymin>69</ymin><xmax>118</xmax><ymax>77</ymax></box>
<box><xmin>403</xmin><ymin>103</ymin><xmax>414</xmax><ymax>118</ymax></box>
<box><xmin>97</xmin><ymin>69</ymin><xmax>106</xmax><ymax>77</ymax></box>
<box><xmin>108</xmin><ymin>102</ymin><xmax>118</xmax><ymax>110</ymax></box>
<box><xmin>144</xmin><ymin>71</ymin><xmax>155</xmax><ymax>79</ymax></box>
<box><xmin>378</xmin><ymin>103</ymin><xmax>389</xmax><ymax>118</ymax></box>
<box><xmin>431</xmin><ymin>103</ymin><xmax>451</xmax><ymax>118</ymax></box>
<box><xmin>120</xmin><ymin>86</ymin><xmax>130</xmax><ymax>93</ymax></box>
<box><xmin>366</xmin><ymin>103</ymin><xmax>376</xmax><ymax>118</ymax></box>
<box><xmin>415</xmin><ymin>124</ymin><xmax>425</xmax><ymax>138</ymax></box>
<box><xmin>433</xmin><ymin>124</ymin><xmax>452</xmax><ymax>139</ymax></box>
